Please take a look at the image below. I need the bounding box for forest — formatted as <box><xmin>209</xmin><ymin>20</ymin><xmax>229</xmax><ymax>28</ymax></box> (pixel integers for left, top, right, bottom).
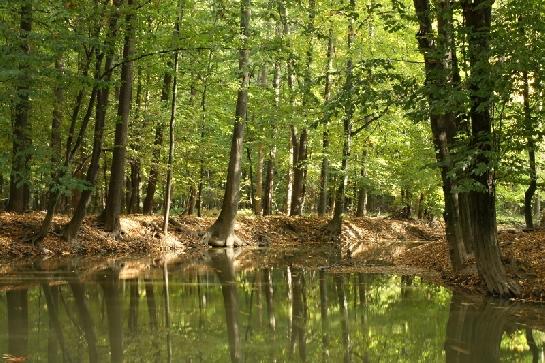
<box><xmin>2</xmin><ymin>0</ymin><xmax>545</xmax><ymax>302</ymax></box>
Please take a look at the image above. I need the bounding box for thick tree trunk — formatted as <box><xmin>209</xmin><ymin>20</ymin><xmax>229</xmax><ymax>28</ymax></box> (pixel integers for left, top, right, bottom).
<box><xmin>463</xmin><ymin>0</ymin><xmax>519</xmax><ymax>296</ymax></box>
<box><xmin>63</xmin><ymin>1</ymin><xmax>121</xmax><ymax>242</ymax></box>
<box><xmin>7</xmin><ymin>1</ymin><xmax>33</xmax><ymax>213</ymax></box>
<box><xmin>413</xmin><ymin>0</ymin><xmax>467</xmax><ymax>271</ymax></box>
<box><xmin>102</xmin><ymin>0</ymin><xmax>135</xmax><ymax>234</ymax></box>
<box><xmin>204</xmin><ymin>0</ymin><xmax>250</xmax><ymax>247</ymax></box>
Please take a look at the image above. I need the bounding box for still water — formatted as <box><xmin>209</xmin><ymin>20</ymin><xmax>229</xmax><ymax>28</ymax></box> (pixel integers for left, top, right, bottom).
<box><xmin>0</xmin><ymin>249</ymin><xmax>543</xmax><ymax>362</ymax></box>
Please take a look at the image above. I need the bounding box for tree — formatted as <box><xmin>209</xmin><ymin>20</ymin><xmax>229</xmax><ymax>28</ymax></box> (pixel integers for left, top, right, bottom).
<box><xmin>462</xmin><ymin>0</ymin><xmax>519</xmax><ymax>296</ymax></box>
<box><xmin>102</xmin><ymin>0</ymin><xmax>136</xmax><ymax>234</ymax></box>
<box><xmin>7</xmin><ymin>0</ymin><xmax>33</xmax><ymax>213</ymax></box>
<box><xmin>203</xmin><ymin>0</ymin><xmax>251</xmax><ymax>247</ymax></box>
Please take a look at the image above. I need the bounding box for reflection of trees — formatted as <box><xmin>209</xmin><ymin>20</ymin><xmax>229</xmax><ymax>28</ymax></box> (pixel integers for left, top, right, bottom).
<box><xmin>99</xmin><ymin>269</ymin><xmax>123</xmax><ymax>363</ymax></box>
<box><xmin>70</xmin><ymin>281</ymin><xmax>98</xmax><ymax>363</ymax></box>
<box><xmin>445</xmin><ymin>292</ymin><xmax>545</xmax><ymax>362</ymax></box>
<box><xmin>42</xmin><ymin>284</ymin><xmax>70</xmax><ymax>362</ymax></box>
<box><xmin>335</xmin><ymin>275</ymin><xmax>351</xmax><ymax>363</ymax></box>
<box><xmin>262</xmin><ymin>268</ymin><xmax>275</xmax><ymax>331</ymax></box>
<box><xmin>145</xmin><ymin>278</ymin><xmax>158</xmax><ymax>329</ymax></box>
<box><xmin>290</xmin><ymin>267</ymin><xmax>307</xmax><ymax>362</ymax></box>
<box><xmin>6</xmin><ymin>289</ymin><xmax>28</xmax><ymax>358</ymax></box>
<box><xmin>319</xmin><ymin>269</ymin><xmax>329</xmax><ymax>361</ymax></box>
<box><xmin>128</xmin><ymin>278</ymin><xmax>139</xmax><ymax>333</ymax></box>
<box><xmin>209</xmin><ymin>249</ymin><xmax>242</xmax><ymax>363</ymax></box>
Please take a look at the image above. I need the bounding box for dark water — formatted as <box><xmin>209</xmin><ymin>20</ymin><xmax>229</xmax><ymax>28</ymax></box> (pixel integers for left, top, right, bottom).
<box><xmin>0</xmin><ymin>249</ymin><xmax>544</xmax><ymax>362</ymax></box>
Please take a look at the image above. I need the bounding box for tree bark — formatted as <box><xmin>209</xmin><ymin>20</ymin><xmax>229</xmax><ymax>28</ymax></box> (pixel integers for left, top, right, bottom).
<box><xmin>463</xmin><ymin>0</ymin><xmax>519</xmax><ymax>296</ymax></box>
<box><xmin>102</xmin><ymin>0</ymin><xmax>135</xmax><ymax>234</ymax></box>
<box><xmin>204</xmin><ymin>0</ymin><xmax>250</xmax><ymax>247</ymax></box>
<box><xmin>7</xmin><ymin>1</ymin><xmax>33</xmax><ymax>213</ymax></box>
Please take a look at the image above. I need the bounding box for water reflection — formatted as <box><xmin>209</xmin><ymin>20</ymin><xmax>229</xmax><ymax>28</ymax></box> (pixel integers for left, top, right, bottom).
<box><xmin>0</xmin><ymin>252</ymin><xmax>543</xmax><ymax>362</ymax></box>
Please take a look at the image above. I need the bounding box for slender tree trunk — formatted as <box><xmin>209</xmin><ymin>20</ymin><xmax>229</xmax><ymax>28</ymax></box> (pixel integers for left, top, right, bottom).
<box><xmin>204</xmin><ymin>0</ymin><xmax>250</xmax><ymax>247</ymax></box>
<box><xmin>463</xmin><ymin>0</ymin><xmax>519</xmax><ymax>296</ymax></box>
<box><xmin>7</xmin><ymin>1</ymin><xmax>33</xmax><ymax>213</ymax></box>
<box><xmin>356</xmin><ymin>149</ymin><xmax>368</xmax><ymax>217</ymax></box>
<box><xmin>34</xmin><ymin>56</ymin><xmax>64</xmax><ymax>242</ymax></box>
<box><xmin>328</xmin><ymin>0</ymin><xmax>355</xmax><ymax>235</ymax></box>
<box><xmin>63</xmin><ymin>1</ymin><xmax>122</xmax><ymax>242</ymax></box>
<box><xmin>127</xmin><ymin>68</ymin><xmax>144</xmax><ymax>214</ymax></box>
<box><xmin>263</xmin><ymin>44</ymin><xmax>281</xmax><ymax>216</ymax></box>
<box><xmin>523</xmin><ymin>70</ymin><xmax>536</xmax><ymax>229</ymax></box>
<box><xmin>255</xmin><ymin>144</ymin><xmax>263</xmax><ymax>215</ymax></box>
<box><xmin>102</xmin><ymin>0</ymin><xmax>135</xmax><ymax>234</ymax></box>
<box><xmin>318</xmin><ymin>26</ymin><xmax>335</xmax><ymax>217</ymax></box>
<box><xmin>143</xmin><ymin>65</ymin><xmax>174</xmax><ymax>214</ymax></box>
<box><xmin>163</xmin><ymin>4</ymin><xmax>182</xmax><ymax>235</ymax></box>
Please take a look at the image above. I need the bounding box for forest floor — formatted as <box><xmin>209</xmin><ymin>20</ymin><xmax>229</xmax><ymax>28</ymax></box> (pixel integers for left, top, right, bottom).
<box><xmin>0</xmin><ymin>212</ymin><xmax>544</xmax><ymax>301</ymax></box>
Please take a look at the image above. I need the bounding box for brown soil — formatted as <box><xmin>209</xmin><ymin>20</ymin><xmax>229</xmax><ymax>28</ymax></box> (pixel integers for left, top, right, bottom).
<box><xmin>0</xmin><ymin>212</ymin><xmax>543</xmax><ymax>301</ymax></box>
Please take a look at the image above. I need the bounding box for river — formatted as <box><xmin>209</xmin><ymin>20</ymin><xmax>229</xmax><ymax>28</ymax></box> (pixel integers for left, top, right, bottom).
<box><xmin>0</xmin><ymin>248</ymin><xmax>543</xmax><ymax>362</ymax></box>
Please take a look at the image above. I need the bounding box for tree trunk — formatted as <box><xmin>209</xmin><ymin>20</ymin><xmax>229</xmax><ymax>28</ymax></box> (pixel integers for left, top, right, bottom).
<box><xmin>523</xmin><ymin>70</ymin><xmax>536</xmax><ymax>229</ymax></box>
<box><xmin>318</xmin><ymin>26</ymin><xmax>335</xmax><ymax>217</ymax></box>
<box><xmin>143</xmin><ymin>67</ymin><xmax>173</xmax><ymax>215</ymax></box>
<box><xmin>63</xmin><ymin>1</ymin><xmax>122</xmax><ymax>242</ymax></box>
<box><xmin>356</xmin><ymin>149</ymin><xmax>368</xmax><ymax>217</ymax></box>
<box><xmin>413</xmin><ymin>0</ymin><xmax>467</xmax><ymax>271</ymax></box>
<box><xmin>204</xmin><ymin>0</ymin><xmax>250</xmax><ymax>247</ymax></box>
<box><xmin>328</xmin><ymin>0</ymin><xmax>355</xmax><ymax>235</ymax></box>
<box><xmin>187</xmin><ymin>184</ymin><xmax>196</xmax><ymax>215</ymax></box>
<box><xmin>34</xmin><ymin>56</ymin><xmax>64</xmax><ymax>242</ymax></box>
<box><xmin>290</xmin><ymin>129</ymin><xmax>308</xmax><ymax>216</ymax></box>
<box><xmin>7</xmin><ymin>1</ymin><xmax>33</xmax><ymax>213</ymax></box>
<box><xmin>255</xmin><ymin>144</ymin><xmax>263</xmax><ymax>216</ymax></box>
<box><xmin>162</xmin><ymin>5</ymin><xmax>182</xmax><ymax>235</ymax></box>
<box><xmin>463</xmin><ymin>0</ymin><xmax>519</xmax><ymax>296</ymax></box>
<box><xmin>102</xmin><ymin>0</ymin><xmax>135</xmax><ymax>234</ymax></box>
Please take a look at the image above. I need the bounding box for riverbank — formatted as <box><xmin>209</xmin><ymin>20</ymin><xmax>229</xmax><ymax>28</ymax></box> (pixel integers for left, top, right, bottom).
<box><xmin>0</xmin><ymin>212</ymin><xmax>544</xmax><ymax>301</ymax></box>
